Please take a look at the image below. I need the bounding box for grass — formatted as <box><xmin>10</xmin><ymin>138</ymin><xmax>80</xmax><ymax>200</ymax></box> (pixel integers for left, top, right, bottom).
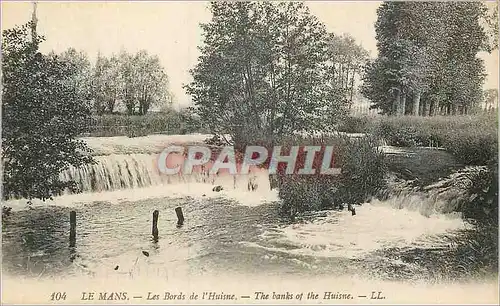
<box><xmin>384</xmin><ymin>147</ymin><xmax>464</xmax><ymax>187</ymax></box>
<box><xmin>362</xmin><ymin>222</ymin><xmax>498</xmax><ymax>283</ymax></box>
<box><xmin>278</xmin><ymin>114</ymin><xmax>498</xmax><ymax>221</ymax></box>
<box><xmin>340</xmin><ymin>113</ymin><xmax>498</xmax><ymax>166</ymax></box>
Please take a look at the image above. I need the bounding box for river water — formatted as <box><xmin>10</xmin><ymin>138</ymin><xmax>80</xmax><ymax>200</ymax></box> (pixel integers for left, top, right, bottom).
<box><xmin>2</xmin><ymin>135</ymin><xmax>498</xmax><ymax>304</ymax></box>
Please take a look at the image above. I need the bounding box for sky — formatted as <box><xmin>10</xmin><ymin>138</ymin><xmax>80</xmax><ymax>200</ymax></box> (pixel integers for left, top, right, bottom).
<box><xmin>2</xmin><ymin>1</ymin><xmax>498</xmax><ymax>109</ymax></box>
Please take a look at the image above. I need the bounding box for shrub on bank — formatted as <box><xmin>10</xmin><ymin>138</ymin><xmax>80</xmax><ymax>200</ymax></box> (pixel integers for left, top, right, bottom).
<box><xmin>336</xmin><ymin>116</ymin><xmax>370</xmax><ymax>134</ymax></box>
<box><xmin>369</xmin><ymin>114</ymin><xmax>498</xmax><ymax>166</ymax></box>
<box><xmin>276</xmin><ymin>135</ymin><xmax>387</xmax><ymax>218</ymax></box>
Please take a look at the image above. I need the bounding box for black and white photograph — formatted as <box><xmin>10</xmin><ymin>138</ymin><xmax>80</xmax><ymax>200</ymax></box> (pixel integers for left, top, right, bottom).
<box><xmin>1</xmin><ymin>1</ymin><xmax>499</xmax><ymax>304</ymax></box>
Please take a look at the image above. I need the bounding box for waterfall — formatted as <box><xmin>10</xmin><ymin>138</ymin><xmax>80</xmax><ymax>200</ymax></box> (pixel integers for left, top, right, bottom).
<box><xmin>59</xmin><ymin>153</ymin><xmax>272</xmax><ymax>195</ymax></box>
<box><xmin>373</xmin><ymin>166</ymin><xmax>491</xmax><ymax>218</ymax></box>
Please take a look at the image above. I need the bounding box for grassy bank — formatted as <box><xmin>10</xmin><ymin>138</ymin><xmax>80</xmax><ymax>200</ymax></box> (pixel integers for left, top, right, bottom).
<box><xmin>282</xmin><ymin>114</ymin><xmax>498</xmax><ymax>279</ymax></box>
<box><xmin>339</xmin><ymin>114</ymin><xmax>498</xmax><ymax>166</ymax></box>
<box><xmin>279</xmin><ymin>114</ymin><xmax>498</xmax><ymax>218</ymax></box>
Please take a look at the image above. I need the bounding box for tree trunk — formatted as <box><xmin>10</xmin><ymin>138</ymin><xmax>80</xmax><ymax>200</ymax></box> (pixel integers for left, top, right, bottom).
<box><xmin>392</xmin><ymin>89</ymin><xmax>400</xmax><ymax>116</ymax></box>
<box><xmin>429</xmin><ymin>100</ymin><xmax>436</xmax><ymax>116</ymax></box>
<box><xmin>412</xmin><ymin>91</ymin><xmax>421</xmax><ymax>116</ymax></box>
<box><xmin>349</xmin><ymin>69</ymin><xmax>355</xmax><ymax>104</ymax></box>
<box><xmin>400</xmin><ymin>92</ymin><xmax>407</xmax><ymax>115</ymax></box>
<box><xmin>422</xmin><ymin>100</ymin><xmax>430</xmax><ymax>117</ymax></box>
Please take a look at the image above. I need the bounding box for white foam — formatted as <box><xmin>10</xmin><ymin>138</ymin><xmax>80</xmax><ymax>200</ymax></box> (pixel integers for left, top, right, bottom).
<box><xmin>4</xmin><ymin>172</ymin><xmax>278</xmax><ymax>211</ymax></box>
<box><xmin>248</xmin><ymin>203</ymin><xmax>468</xmax><ymax>259</ymax></box>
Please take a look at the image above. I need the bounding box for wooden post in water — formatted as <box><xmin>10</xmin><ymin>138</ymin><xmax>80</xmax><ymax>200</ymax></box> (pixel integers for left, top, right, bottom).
<box><xmin>152</xmin><ymin>210</ymin><xmax>159</xmax><ymax>240</ymax></box>
<box><xmin>175</xmin><ymin>207</ymin><xmax>184</xmax><ymax>226</ymax></box>
<box><xmin>347</xmin><ymin>204</ymin><xmax>356</xmax><ymax>216</ymax></box>
<box><xmin>69</xmin><ymin>211</ymin><xmax>76</xmax><ymax>247</ymax></box>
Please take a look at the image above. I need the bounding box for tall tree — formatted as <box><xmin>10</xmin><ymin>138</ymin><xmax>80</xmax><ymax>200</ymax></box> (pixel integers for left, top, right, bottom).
<box><xmin>326</xmin><ymin>33</ymin><xmax>369</xmax><ymax>106</ymax></box>
<box><xmin>56</xmin><ymin>48</ymin><xmax>92</xmax><ymax>103</ymax></box>
<box><xmin>361</xmin><ymin>1</ymin><xmax>488</xmax><ymax>116</ymax></box>
<box><xmin>185</xmin><ymin>1</ymin><xmax>348</xmax><ymax>148</ymax></box>
<box><xmin>133</xmin><ymin>50</ymin><xmax>170</xmax><ymax>115</ymax></box>
<box><xmin>2</xmin><ymin>22</ymin><xmax>94</xmax><ymax>201</ymax></box>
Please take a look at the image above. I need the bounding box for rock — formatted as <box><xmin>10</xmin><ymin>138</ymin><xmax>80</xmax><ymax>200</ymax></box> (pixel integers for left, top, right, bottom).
<box><xmin>114</xmin><ymin>265</ymin><xmax>119</xmax><ymax>270</ymax></box>
<box><xmin>2</xmin><ymin>206</ymin><xmax>12</xmax><ymax>217</ymax></box>
<box><xmin>212</xmin><ymin>186</ymin><xmax>223</xmax><ymax>192</ymax></box>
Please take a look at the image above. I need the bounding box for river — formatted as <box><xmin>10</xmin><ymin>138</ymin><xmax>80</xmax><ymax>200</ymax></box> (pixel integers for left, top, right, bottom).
<box><xmin>2</xmin><ymin>134</ymin><xmax>498</xmax><ymax>304</ymax></box>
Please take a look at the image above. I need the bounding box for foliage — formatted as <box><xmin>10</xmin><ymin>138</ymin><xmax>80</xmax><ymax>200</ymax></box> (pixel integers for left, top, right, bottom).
<box><xmin>361</xmin><ymin>2</ymin><xmax>488</xmax><ymax>116</ymax></box>
<box><xmin>336</xmin><ymin>116</ymin><xmax>370</xmax><ymax>133</ymax></box>
<box><xmin>53</xmin><ymin>49</ymin><xmax>172</xmax><ymax>115</ymax></box>
<box><xmin>276</xmin><ymin>136</ymin><xmax>387</xmax><ymax>218</ymax></box>
<box><xmin>483</xmin><ymin>88</ymin><xmax>498</xmax><ymax>112</ymax></box>
<box><xmin>326</xmin><ymin>33</ymin><xmax>369</xmax><ymax>104</ymax></box>
<box><xmin>52</xmin><ymin>48</ymin><xmax>92</xmax><ymax>102</ymax></box>
<box><xmin>92</xmin><ymin>53</ymin><xmax>122</xmax><ymax>114</ymax></box>
<box><xmin>2</xmin><ymin>22</ymin><xmax>94</xmax><ymax>201</ymax></box>
<box><xmin>120</xmin><ymin>50</ymin><xmax>171</xmax><ymax>115</ymax></box>
<box><xmin>185</xmin><ymin>2</ymin><xmax>350</xmax><ymax>149</ymax></box>
<box><xmin>483</xmin><ymin>2</ymin><xmax>499</xmax><ymax>52</ymax></box>
<box><xmin>368</xmin><ymin>114</ymin><xmax>498</xmax><ymax>166</ymax></box>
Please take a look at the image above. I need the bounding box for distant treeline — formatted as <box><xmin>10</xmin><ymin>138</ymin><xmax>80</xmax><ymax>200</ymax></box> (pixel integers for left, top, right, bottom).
<box><xmin>52</xmin><ymin>48</ymin><xmax>172</xmax><ymax>116</ymax></box>
<box><xmin>361</xmin><ymin>2</ymin><xmax>498</xmax><ymax>116</ymax></box>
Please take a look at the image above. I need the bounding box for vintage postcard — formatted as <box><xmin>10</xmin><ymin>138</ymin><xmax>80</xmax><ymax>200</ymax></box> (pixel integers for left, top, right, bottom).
<box><xmin>1</xmin><ymin>0</ymin><xmax>499</xmax><ymax>305</ymax></box>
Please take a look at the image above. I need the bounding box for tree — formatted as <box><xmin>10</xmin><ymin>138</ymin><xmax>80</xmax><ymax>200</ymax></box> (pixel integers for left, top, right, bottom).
<box><xmin>483</xmin><ymin>89</ymin><xmax>498</xmax><ymax>112</ymax></box>
<box><xmin>361</xmin><ymin>2</ymin><xmax>488</xmax><ymax>116</ymax></box>
<box><xmin>2</xmin><ymin>22</ymin><xmax>94</xmax><ymax>201</ymax></box>
<box><xmin>118</xmin><ymin>50</ymin><xmax>138</xmax><ymax>115</ymax></box>
<box><xmin>483</xmin><ymin>2</ymin><xmax>498</xmax><ymax>52</ymax></box>
<box><xmin>326</xmin><ymin>33</ymin><xmax>369</xmax><ymax>106</ymax></box>
<box><xmin>185</xmin><ymin>1</ymin><xmax>348</xmax><ymax>148</ymax></box>
<box><xmin>90</xmin><ymin>53</ymin><xmax>122</xmax><ymax>114</ymax></box>
<box><xmin>133</xmin><ymin>50</ymin><xmax>170</xmax><ymax>115</ymax></box>
<box><xmin>90</xmin><ymin>50</ymin><xmax>171</xmax><ymax>115</ymax></box>
<box><xmin>56</xmin><ymin>48</ymin><xmax>93</xmax><ymax>103</ymax></box>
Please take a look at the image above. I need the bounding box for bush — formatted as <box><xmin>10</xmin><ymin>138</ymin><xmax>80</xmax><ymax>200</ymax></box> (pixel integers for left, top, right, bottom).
<box><xmin>369</xmin><ymin>114</ymin><xmax>498</xmax><ymax>166</ymax></box>
<box><xmin>276</xmin><ymin>135</ymin><xmax>387</xmax><ymax>218</ymax></box>
<box><xmin>2</xmin><ymin>23</ymin><xmax>95</xmax><ymax>201</ymax></box>
<box><xmin>337</xmin><ymin>116</ymin><xmax>370</xmax><ymax>133</ymax></box>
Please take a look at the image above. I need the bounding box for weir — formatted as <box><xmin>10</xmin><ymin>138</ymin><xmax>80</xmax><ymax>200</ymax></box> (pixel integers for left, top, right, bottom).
<box><xmin>52</xmin><ymin>136</ymin><xmax>484</xmax><ymax>221</ymax></box>
<box><xmin>59</xmin><ymin>153</ymin><xmax>271</xmax><ymax>195</ymax></box>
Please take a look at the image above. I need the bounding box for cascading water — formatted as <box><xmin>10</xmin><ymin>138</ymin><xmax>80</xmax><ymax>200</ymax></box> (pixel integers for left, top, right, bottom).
<box><xmin>60</xmin><ymin>154</ymin><xmax>172</xmax><ymax>193</ymax></box>
<box><xmin>58</xmin><ymin>153</ymin><xmax>274</xmax><ymax>196</ymax></box>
